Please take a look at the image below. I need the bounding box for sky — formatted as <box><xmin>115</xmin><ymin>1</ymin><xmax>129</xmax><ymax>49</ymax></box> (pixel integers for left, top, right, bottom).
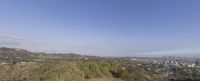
<box><xmin>0</xmin><ymin>0</ymin><xmax>200</xmax><ymax>57</ymax></box>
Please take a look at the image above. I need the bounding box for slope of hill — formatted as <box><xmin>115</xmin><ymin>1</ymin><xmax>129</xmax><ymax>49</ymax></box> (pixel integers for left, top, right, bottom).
<box><xmin>0</xmin><ymin>47</ymin><xmax>34</xmax><ymax>62</ymax></box>
<box><xmin>0</xmin><ymin>47</ymin><xmax>166</xmax><ymax>81</ymax></box>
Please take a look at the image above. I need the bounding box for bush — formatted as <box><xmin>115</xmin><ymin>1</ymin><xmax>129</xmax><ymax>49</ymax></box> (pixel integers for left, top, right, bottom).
<box><xmin>28</xmin><ymin>63</ymin><xmax>84</xmax><ymax>81</ymax></box>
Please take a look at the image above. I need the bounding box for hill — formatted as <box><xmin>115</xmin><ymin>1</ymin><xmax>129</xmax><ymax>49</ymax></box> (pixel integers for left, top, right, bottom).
<box><xmin>0</xmin><ymin>47</ymin><xmax>166</xmax><ymax>81</ymax></box>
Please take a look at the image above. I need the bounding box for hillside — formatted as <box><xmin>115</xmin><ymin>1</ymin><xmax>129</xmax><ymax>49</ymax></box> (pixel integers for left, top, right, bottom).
<box><xmin>0</xmin><ymin>47</ymin><xmax>166</xmax><ymax>81</ymax></box>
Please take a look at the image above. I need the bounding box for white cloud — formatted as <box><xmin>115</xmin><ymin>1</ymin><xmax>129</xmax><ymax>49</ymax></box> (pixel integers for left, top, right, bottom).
<box><xmin>139</xmin><ymin>48</ymin><xmax>200</xmax><ymax>57</ymax></box>
<box><xmin>0</xmin><ymin>34</ymin><xmax>82</xmax><ymax>53</ymax></box>
<box><xmin>0</xmin><ymin>34</ymin><xmax>52</xmax><ymax>52</ymax></box>
<box><xmin>1</xmin><ymin>34</ymin><xmax>200</xmax><ymax>57</ymax></box>
<box><xmin>0</xmin><ymin>35</ymin><xmax>30</xmax><ymax>46</ymax></box>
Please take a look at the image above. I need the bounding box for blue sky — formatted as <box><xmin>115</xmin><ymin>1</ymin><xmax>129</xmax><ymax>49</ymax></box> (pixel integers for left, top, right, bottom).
<box><xmin>0</xmin><ymin>0</ymin><xmax>200</xmax><ymax>56</ymax></box>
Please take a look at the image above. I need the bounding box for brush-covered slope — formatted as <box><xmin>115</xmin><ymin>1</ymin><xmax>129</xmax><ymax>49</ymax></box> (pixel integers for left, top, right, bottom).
<box><xmin>0</xmin><ymin>47</ymin><xmax>166</xmax><ymax>81</ymax></box>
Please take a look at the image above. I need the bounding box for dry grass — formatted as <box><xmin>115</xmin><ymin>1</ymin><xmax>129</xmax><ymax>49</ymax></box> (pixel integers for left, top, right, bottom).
<box><xmin>86</xmin><ymin>78</ymin><xmax>124</xmax><ymax>81</ymax></box>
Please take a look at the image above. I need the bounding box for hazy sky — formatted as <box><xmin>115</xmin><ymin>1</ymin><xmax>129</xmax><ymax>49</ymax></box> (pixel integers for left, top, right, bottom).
<box><xmin>0</xmin><ymin>0</ymin><xmax>200</xmax><ymax>56</ymax></box>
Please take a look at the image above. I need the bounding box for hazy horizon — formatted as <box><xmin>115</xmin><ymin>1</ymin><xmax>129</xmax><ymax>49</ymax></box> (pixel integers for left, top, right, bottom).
<box><xmin>0</xmin><ymin>0</ymin><xmax>200</xmax><ymax>56</ymax></box>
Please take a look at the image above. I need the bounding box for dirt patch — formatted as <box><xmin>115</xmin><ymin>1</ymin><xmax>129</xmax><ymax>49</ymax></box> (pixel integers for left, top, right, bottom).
<box><xmin>86</xmin><ymin>78</ymin><xmax>124</xmax><ymax>81</ymax></box>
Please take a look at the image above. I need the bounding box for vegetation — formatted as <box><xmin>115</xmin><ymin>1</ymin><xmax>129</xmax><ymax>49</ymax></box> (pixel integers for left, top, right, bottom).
<box><xmin>0</xmin><ymin>47</ymin><xmax>177</xmax><ymax>81</ymax></box>
<box><xmin>28</xmin><ymin>63</ymin><xmax>84</xmax><ymax>81</ymax></box>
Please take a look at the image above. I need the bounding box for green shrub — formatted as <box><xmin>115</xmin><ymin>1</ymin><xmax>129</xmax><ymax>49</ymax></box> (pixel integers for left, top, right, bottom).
<box><xmin>28</xmin><ymin>63</ymin><xmax>84</xmax><ymax>81</ymax></box>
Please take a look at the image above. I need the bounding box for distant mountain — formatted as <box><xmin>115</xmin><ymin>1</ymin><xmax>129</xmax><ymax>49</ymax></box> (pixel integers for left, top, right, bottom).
<box><xmin>0</xmin><ymin>47</ymin><xmax>34</xmax><ymax>61</ymax></box>
<box><xmin>0</xmin><ymin>47</ymin><xmax>97</xmax><ymax>62</ymax></box>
